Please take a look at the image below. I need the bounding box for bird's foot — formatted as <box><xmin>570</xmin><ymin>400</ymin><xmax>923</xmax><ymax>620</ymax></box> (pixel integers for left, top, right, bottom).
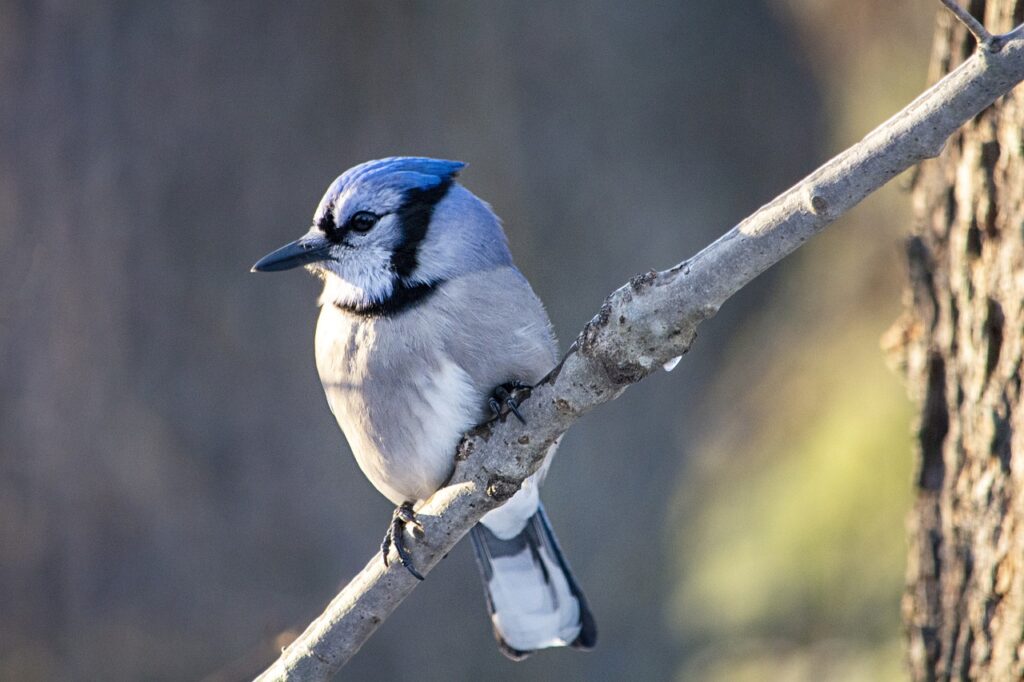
<box><xmin>380</xmin><ymin>502</ymin><xmax>426</xmax><ymax>581</ymax></box>
<box><xmin>488</xmin><ymin>381</ymin><xmax>530</xmax><ymax>424</ymax></box>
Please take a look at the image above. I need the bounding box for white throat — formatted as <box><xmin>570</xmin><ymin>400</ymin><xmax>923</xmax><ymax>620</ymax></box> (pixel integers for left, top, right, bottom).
<box><xmin>316</xmin><ymin>267</ymin><xmax>396</xmax><ymax>310</ymax></box>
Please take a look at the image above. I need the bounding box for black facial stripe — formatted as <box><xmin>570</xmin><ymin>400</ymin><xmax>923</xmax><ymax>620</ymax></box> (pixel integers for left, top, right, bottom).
<box><xmin>333</xmin><ymin>280</ymin><xmax>440</xmax><ymax>318</ymax></box>
<box><xmin>318</xmin><ymin>207</ymin><xmax>343</xmax><ymax>243</ymax></box>
<box><xmin>391</xmin><ymin>179</ymin><xmax>453</xmax><ymax>278</ymax></box>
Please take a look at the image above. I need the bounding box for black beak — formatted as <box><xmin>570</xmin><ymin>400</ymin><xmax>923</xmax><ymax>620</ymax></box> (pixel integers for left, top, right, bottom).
<box><xmin>251</xmin><ymin>236</ymin><xmax>332</xmax><ymax>273</ymax></box>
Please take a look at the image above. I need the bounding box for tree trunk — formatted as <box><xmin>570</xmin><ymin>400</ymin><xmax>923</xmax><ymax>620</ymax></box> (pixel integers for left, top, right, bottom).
<box><xmin>894</xmin><ymin>2</ymin><xmax>1024</xmax><ymax>680</ymax></box>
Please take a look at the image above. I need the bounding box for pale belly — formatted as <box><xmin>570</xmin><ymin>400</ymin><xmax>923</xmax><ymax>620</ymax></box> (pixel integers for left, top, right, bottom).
<box><xmin>312</xmin><ymin>275</ymin><xmax>557</xmax><ymax>535</ymax></box>
<box><xmin>315</xmin><ymin>306</ymin><xmax>485</xmax><ymax>505</ymax></box>
<box><xmin>338</xmin><ymin>358</ymin><xmax>482</xmax><ymax>505</ymax></box>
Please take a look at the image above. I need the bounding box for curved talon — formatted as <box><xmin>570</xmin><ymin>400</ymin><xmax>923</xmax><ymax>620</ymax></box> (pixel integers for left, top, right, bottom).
<box><xmin>381</xmin><ymin>502</ymin><xmax>425</xmax><ymax>581</ymax></box>
<box><xmin>488</xmin><ymin>396</ymin><xmax>502</xmax><ymax>419</ymax></box>
<box><xmin>505</xmin><ymin>396</ymin><xmax>525</xmax><ymax>424</ymax></box>
<box><xmin>380</xmin><ymin>531</ymin><xmax>392</xmax><ymax>566</ymax></box>
<box><xmin>489</xmin><ymin>383</ymin><xmax>529</xmax><ymax>424</ymax></box>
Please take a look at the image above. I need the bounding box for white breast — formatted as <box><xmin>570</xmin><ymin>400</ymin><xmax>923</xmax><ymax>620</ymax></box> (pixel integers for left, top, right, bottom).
<box><xmin>314</xmin><ymin>303</ymin><xmax>482</xmax><ymax>505</ymax></box>
<box><xmin>407</xmin><ymin>357</ymin><xmax>482</xmax><ymax>481</ymax></box>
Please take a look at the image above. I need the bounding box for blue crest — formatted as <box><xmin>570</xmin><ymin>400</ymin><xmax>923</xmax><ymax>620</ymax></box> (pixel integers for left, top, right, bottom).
<box><xmin>333</xmin><ymin>157</ymin><xmax>466</xmax><ymax>196</ymax></box>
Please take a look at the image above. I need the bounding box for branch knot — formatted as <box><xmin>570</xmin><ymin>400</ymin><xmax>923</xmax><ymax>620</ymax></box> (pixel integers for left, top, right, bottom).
<box><xmin>485</xmin><ymin>475</ymin><xmax>520</xmax><ymax>502</ymax></box>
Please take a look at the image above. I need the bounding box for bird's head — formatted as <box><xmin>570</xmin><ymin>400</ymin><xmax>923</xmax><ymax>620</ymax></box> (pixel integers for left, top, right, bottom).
<box><xmin>252</xmin><ymin>157</ymin><xmax>512</xmax><ymax>312</ymax></box>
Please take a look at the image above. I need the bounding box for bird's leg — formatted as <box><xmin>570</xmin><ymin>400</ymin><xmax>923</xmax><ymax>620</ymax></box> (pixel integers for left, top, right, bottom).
<box><xmin>380</xmin><ymin>501</ymin><xmax>426</xmax><ymax>581</ymax></box>
<box><xmin>488</xmin><ymin>381</ymin><xmax>531</xmax><ymax>424</ymax></box>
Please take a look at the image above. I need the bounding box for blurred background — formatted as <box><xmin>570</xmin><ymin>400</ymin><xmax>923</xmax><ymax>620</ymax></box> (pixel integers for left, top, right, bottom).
<box><xmin>0</xmin><ymin>1</ymin><xmax>935</xmax><ymax>680</ymax></box>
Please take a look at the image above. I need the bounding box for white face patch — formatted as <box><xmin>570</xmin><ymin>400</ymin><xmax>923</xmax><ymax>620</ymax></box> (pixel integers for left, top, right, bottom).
<box><xmin>306</xmin><ymin>208</ymin><xmax>410</xmax><ymax>310</ymax></box>
<box><xmin>316</xmin><ymin>243</ymin><xmax>396</xmax><ymax>310</ymax></box>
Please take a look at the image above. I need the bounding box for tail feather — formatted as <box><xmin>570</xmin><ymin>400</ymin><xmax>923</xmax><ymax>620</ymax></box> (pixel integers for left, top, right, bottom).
<box><xmin>470</xmin><ymin>504</ymin><xmax>597</xmax><ymax>659</ymax></box>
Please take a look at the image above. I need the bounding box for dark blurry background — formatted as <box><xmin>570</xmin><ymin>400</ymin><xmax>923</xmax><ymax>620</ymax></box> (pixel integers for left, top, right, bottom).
<box><xmin>0</xmin><ymin>1</ymin><xmax>934</xmax><ymax>680</ymax></box>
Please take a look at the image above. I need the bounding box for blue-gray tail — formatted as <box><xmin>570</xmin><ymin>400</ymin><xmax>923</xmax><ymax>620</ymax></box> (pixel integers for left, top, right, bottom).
<box><xmin>470</xmin><ymin>504</ymin><xmax>597</xmax><ymax>660</ymax></box>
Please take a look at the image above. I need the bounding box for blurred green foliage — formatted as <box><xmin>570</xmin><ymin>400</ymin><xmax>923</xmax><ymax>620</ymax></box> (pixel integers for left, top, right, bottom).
<box><xmin>667</xmin><ymin>1</ymin><xmax>934</xmax><ymax>678</ymax></box>
<box><xmin>672</xmin><ymin>318</ymin><xmax>913</xmax><ymax>680</ymax></box>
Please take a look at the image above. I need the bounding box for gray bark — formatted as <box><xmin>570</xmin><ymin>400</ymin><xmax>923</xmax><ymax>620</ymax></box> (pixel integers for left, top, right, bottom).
<box><xmin>893</xmin><ymin>1</ymin><xmax>1024</xmax><ymax>679</ymax></box>
<box><xmin>259</xmin><ymin>8</ymin><xmax>1024</xmax><ymax>680</ymax></box>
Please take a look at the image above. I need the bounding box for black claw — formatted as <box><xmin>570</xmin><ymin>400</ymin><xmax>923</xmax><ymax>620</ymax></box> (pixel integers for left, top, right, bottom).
<box><xmin>380</xmin><ymin>502</ymin><xmax>425</xmax><ymax>580</ymax></box>
<box><xmin>505</xmin><ymin>397</ymin><xmax>526</xmax><ymax>424</ymax></box>
<box><xmin>489</xmin><ymin>382</ymin><xmax>531</xmax><ymax>424</ymax></box>
<box><xmin>380</xmin><ymin>529</ymin><xmax>393</xmax><ymax>567</ymax></box>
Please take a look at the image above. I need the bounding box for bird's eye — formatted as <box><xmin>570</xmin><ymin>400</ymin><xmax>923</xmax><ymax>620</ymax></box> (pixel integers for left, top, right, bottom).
<box><xmin>349</xmin><ymin>211</ymin><xmax>379</xmax><ymax>233</ymax></box>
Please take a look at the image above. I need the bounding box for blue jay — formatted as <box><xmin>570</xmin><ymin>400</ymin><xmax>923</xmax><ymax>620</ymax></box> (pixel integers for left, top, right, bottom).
<box><xmin>252</xmin><ymin>157</ymin><xmax>596</xmax><ymax>659</ymax></box>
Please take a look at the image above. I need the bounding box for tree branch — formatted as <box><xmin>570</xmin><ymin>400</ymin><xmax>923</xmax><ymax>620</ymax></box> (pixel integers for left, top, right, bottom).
<box><xmin>940</xmin><ymin>0</ymin><xmax>996</xmax><ymax>49</ymax></box>
<box><xmin>256</xmin><ymin>9</ymin><xmax>1024</xmax><ymax>681</ymax></box>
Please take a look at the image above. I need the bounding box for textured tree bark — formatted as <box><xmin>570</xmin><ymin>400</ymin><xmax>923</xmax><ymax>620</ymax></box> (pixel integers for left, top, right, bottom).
<box><xmin>893</xmin><ymin>2</ymin><xmax>1024</xmax><ymax>679</ymax></box>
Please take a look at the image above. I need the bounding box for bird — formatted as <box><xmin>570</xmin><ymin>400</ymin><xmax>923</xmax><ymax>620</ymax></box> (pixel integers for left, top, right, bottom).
<box><xmin>252</xmin><ymin>157</ymin><xmax>596</xmax><ymax>659</ymax></box>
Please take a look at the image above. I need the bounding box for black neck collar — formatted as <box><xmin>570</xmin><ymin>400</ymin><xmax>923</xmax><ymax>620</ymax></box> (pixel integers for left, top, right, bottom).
<box><xmin>332</xmin><ymin>279</ymin><xmax>441</xmax><ymax>317</ymax></box>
